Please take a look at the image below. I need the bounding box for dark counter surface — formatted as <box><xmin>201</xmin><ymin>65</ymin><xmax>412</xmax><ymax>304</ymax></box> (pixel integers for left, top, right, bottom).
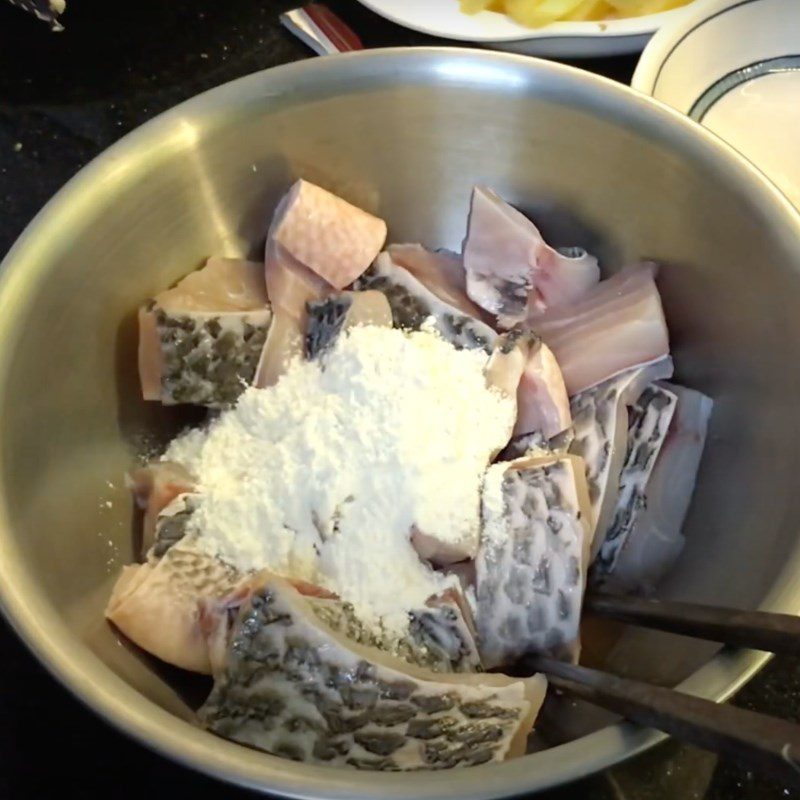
<box><xmin>1</xmin><ymin>1</ymin><xmax>799</xmax><ymax>798</ymax></box>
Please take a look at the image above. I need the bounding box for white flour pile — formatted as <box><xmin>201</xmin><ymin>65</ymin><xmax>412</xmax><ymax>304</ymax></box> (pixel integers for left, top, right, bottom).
<box><xmin>166</xmin><ymin>325</ymin><xmax>514</xmax><ymax>637</ymax></box>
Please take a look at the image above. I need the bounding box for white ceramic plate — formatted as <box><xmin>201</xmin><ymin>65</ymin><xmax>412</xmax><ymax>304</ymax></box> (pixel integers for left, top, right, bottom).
<box><xmin>633</xmin><ymin>0</ymin><xmax>800</xmax><ymax>208</ymax></box>
<box><xmin>357</xmin><ymin>0</ymin><xmax>696</xmax><ymax>58</ymax></box>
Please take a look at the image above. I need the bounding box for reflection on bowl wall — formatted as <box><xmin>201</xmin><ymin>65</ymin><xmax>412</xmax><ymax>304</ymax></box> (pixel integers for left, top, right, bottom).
<box><xmin>1</xmin><ymin>49</ymin><xmax>800</xmax><ymax>799</ymax></box>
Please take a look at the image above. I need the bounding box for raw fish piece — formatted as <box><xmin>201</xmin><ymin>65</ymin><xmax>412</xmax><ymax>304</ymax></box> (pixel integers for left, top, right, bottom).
<box><xmin>591</xmin><ymin>384</ymin><xmax>678</xmax><ymax>583</ymax></box>
<box><xmin>252</xmin><ymin>308</ymin><xmax>305</xmax><ymax>389</ymax></box>
<box><xmin>306</xmin><ymin>290</ymin><xmax>393</xmax><ymax>359</ymax></box>
<box><xmin>387</xmin><ymin>244</ymin><xmax>490</xmax><ymax>322</ymax></box>
<box><xmin>514</xmin><ymin>340</ymin><xmax>571</xmax><ymax>439</ymax></box>
<box><xmin>531</xmin><ymin>263</ymin><xmax>670</xmax><ymax>395</ymax></box>
<box><xmin>475</xmin><ymin>454</ymin><xmax>593</xmax><ymax>668</ymax></box>
<box><xmin>568</xmin><ymin>358</ymin><xmax>674</xmax><ymax>554</ymax></box>
<box><xmin>484</xmin><ymin>326</ymin><xmax>538</xmax><ymax>398</ymax></box>
<box><xmin>355</xmin><ymin>253</ymin><xmax>496</xmax><ymax>352</ymax></box>
<box><xmin>138</xmin><ymin>258</ymin><xmax>272</xmax><ymax>407</ymax></box>
<box><xmin>264</xmin><ymin>240</ymin><xmax>329</xmax><ymax>325</ymax></box>
<box><xmin>151</xmin><ymin>493</ymin><xmax>199</xmax><ymax>558</ymax></box>
<box><xmin>252</xmin><ymin>241</ymin><xmax>330</xmax><ymax>388</ymax></box>
<box><xmin>463</xmin><ymin>186</ymin><xmax>599</xmax><ymax>326</ymax></box>
<box><xmin>484</xmin><ymin>326</ymin><xmax>569</xmax><ymax>441</ymax></box>
<box><xmin>270</xmin><ymin>179</ymin><xmax>387</xmax><ymax>290</ymax></box>
<box><xmin>105</xmin><ymin>538</ymin><xmax>241</xmax><ymax>674</ymax></box>
<box><xmin>126</xmin><ymin>461</ymin><xmax>196</xmax><ymax>556</ymax></box>
<box><xmin>308</xmin><ymin>593</ymin><xmax>481</xmax><ymax>674</ymax></box>
<box><xmin>198</xmin><ymin>573</ymin><xmax>546</xmax><ymax>769</ymax></box>
<box><xmin>604</xmin><ymin>384</ymin><xmax>712</xmax><ymax>594</ymax></box>
<box><xmin>155</xmin><ymin>256</ymin><xmax>269</xmax><ymax>313</ymax></box>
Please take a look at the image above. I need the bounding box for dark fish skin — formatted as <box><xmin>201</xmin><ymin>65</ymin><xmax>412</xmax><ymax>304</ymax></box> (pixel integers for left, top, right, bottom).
<box><xmin>354</xmin><ymin>256</ymin><xmax>496</xmax><ymax>354</ymax></box>
<box><xmin>155</xmin><ymin>308</ymin><xmax>270</xmax><ymax>408</ymax></box>
<box><xmin>591</xmin><ymin>383</ymin><xmax>677</xmax><ymax>582</ymax></box>
<box><xmin>198</xmin><ymin>574</ymin><xmax>537</xmax><ymax>771</ymax></box>
<box><xmin>475</xmin><ymin>457</ymin><xmax>589</xmax><ymax>667</ymax></box>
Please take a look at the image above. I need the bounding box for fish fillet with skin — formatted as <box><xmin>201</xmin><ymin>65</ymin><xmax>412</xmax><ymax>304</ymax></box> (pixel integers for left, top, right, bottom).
<box><xmin>475</xmin><ymin>454</ymin><xmax>593</xmax><ymax>668</ymax></box>
<box><xmin>387</xmin><ymin>244</ymin><xmax>491</xmax><ymax>323</ymax></box>
<box><xmin>568</xmin><ymin>357</ymin><xmax>674</xmax><ymax>553</ymax></box>
<box><xmin>484</xmin><ymin>326</ymin><xmax>571</xmax><ymax>441</ymax></box>
<box><xmin>198</xmin><ymin>573</ymin><xmax>546</xmax><ymax>769</ymax></box>
<box><xmin>269</xmin><ymin>179</ymin><xmax>387</xmax><ymax>290</ymax></box>
<box><xmin>355</xmin><ymin>252</ymin><xmax>497</xmax><ymax>352</ymax></box>
<box><xmin>306</xmin><ymin>290</ymin><xmax>393</xmax><ymax>359</ymax></box>
<box><xmin>126</xmin><ymin>461</ymin><xmax>196</xmax><ymax>557</ymax></box>
<box><xmin>253</xmin><ymin>240</ymin><xmax>329</xmax><ymax>388</ymax></box>
<box><xmin>591</xmin><ymin>383</ymin><xmax>678</xmax><ymax>583</ymax></box>
<box><xmin>138</xmin><ymin>257</ymin><xmax>272</xmax><ymax>407</ymax></box>
<box><xmin>105</xmin><ymin>538</ymin><xmax>241</xmax><ymax>674</ymax></box>
<box><xmin>463</xmin><ymin>186</ymin><xmax>599</xmax><ymax>326</ymax></box>
<box><xmin>603</xmin><ymin>383</ymin><xmax>713</xmax><ymax>594</ymax></box>
<box><xmin>531</xmin><ymin>263</ymin><xmax>670</xmax><ymax>396</ymax></box>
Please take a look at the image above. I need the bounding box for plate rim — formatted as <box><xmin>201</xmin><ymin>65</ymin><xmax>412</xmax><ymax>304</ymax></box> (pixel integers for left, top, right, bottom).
<box><xmin>356</xmin><ymin>0</ymin><xmax>692</xmax><ymax>43</ymax></box>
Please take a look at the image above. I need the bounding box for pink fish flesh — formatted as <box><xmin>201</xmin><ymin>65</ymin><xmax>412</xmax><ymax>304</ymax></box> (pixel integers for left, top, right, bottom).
<box><xmin>603</xmin><ymin>383</ymin><xmax>713</xmax><ymax>594</ymax></box>
<box><xmin>138</xmin><ymin>258</ymin><xmax>272</xmax><ymax>407</ymax></box>
<box><xmin>531</xmin><ymin>263</ymin><xmax>670</xmax><ymax>396</ymax></box>
<box><xmin>387</xmin><ymin>244</ymin><xmax>491</xmax><ymax>323</ymax></box>
<box><xmin>462</xmin><ymin>186</ymin><xmax>599</xmax><ymax>326</ymax></box>
<box><xmin>269</xmin><ymin>179</ymin><xmax>387</xmax><ymax>290</ymax></box>
<box><xmin>514</xmin><ymin>340</ymin><xmax>571</xmax><ymax>439</ymax></box>
<box><xmin>105</xmin><ymin>539</ymin><xmax>241</xmax><ymax>674</ymax></box>
<box><xmin>483</xmin><ymin>326</ymin><xmax>571</xmax><ymax>442</ymax></box>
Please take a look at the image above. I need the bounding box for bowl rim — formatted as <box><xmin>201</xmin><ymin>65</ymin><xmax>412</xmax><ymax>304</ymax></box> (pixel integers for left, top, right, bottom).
<box><xmin>355</xmin><ymin>0</ymin><xmax>691</xmax><ymax>43</ymax></box>
<box><xmin>630</xmin><ymin>0</ymin><xmax>768</xmax><ymax>96</ymax></box>
<box><xmin>1</xmin><ymin>47</ymin><xmax>800</xmax><ymax>798</ymax></box>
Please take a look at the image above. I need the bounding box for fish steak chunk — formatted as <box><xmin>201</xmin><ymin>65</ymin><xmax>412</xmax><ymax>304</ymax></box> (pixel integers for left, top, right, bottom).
<box><xmin>475</xmin><ymin>454</ymin><xmax>593</xmax><ymax>668</ymax></box>
<box><xmin>199</xmin><ymin>573</ymin><xmax>546</xmax><ymax>770</ymax></box>
<box><xmin>568</xmin><ymin>358</ymin><xmax>674</xmax><ymax>552</ymax></box>
<box><xmin>355</xmin><ymin>253</ymin><xmax>497</xmax><ymax>352</ymax></box>
<box><xmin>306</xmin><ymin>290</ymin><xmax>393</xmax><ymax>359</ymax></box>
<box><xmin>591</xmin><ymin>383</ymin><xmax>677</xmax><ymax>583</ymax></box>
<box><xmin>270</xmin><ymin>179</ymin><xmax>387</xmax><ymax>290</ymax></box>
<box><xmin>463</xmin><ymin>186</ymin><xmax>599</xmax><ymax>326</ymax></box>
<box><xmin>105</xmin><ymin>537</ymin><xmax>241</xmax><ymax>674</ymax></box>
<box><xmin>138</xmin><ymin>257</ymin><xmax>271</xmax><ymax>407</ymax></box>
<box><xmin>603</xmin><ymin>383</ymin><xmax>713</xmax><ymax>594</ymax></box>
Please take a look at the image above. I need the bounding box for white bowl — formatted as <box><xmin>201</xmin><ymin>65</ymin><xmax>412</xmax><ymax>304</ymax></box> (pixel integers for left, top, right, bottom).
<box><xmin>357</xmin><ymin>0</ymin><xmax>696</xmax><ymax>58</ymax></box>
<box><xmin>633</xmin><ymin>0</ymin><xmax>800</xmax><ymax>208</ymax></box>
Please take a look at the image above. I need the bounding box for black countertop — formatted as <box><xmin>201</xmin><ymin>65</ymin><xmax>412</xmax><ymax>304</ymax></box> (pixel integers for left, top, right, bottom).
<box><xmin>1</xmin><ymin>1</ymin><xmax>799</xmax><ymax>798</ymax></box>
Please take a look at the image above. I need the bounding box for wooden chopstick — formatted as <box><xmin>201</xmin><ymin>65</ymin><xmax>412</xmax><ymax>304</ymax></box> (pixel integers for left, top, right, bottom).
<box><xmin>527</xmin><ymin>656</ymin><xmax>800</xmax><ymax>788</ymax></box>
<box><xmin>585</xmin><ymin>592</ymin><xmax>800</xmax><ymax>655</ymax></box>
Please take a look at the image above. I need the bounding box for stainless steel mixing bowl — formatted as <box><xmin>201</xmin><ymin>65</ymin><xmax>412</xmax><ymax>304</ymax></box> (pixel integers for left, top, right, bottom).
<box><xmin>1</xmin><ymin>48</ymin><xmax>800</xmax><ymax>798</ymax></box>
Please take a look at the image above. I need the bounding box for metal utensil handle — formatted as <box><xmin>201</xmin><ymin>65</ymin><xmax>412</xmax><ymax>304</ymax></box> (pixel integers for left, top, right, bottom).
<box><xmin>586</xmin><ymin>592</ymin><xmax>800</xmax><ymax>655</ymax></box>
<box><xmin>280</xmin><ymin>5</ymin><xmax>364</xmax><ymax>56</ymax></box>
<box><xmin>529</xmin><ymin>656</ymin><xmax>800</xmax><ymax>788</ymax></box>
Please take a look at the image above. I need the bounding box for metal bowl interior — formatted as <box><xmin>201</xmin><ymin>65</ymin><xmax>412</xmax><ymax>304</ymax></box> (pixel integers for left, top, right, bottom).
<box><xmin>1</xmin><ymin>49</ymin><xmax>800</xmax><ymax>799</ymax></box>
